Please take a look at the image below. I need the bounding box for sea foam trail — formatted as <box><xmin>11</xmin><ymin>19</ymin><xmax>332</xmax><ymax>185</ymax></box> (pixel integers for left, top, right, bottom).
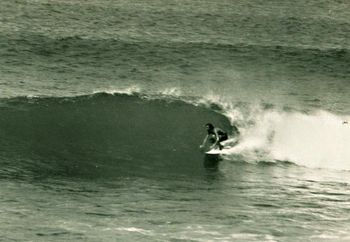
<box><xmin>226</xmin><ymin>110</ymin><xmax>350</xmax><ymax>170</ymax></box>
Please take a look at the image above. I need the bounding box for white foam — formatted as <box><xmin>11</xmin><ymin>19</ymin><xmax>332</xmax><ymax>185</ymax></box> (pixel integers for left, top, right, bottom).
<box><xmin>93</xmin><ymin>85</ymin><xmax>141</xmax><ymax>95</ymax></box>
<box><xmin>225</xmin><ymin>109</ymin><xmax>350</xmax><ymax>171</ymax></box>
<box><xmin>158</xmin><ymin>87</ymin><xmax>182</xmax><ymax>97</ymax></box>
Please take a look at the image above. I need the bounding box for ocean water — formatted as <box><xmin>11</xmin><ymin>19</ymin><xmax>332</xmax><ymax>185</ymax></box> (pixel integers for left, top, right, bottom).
<box><xmin>0</xmin><ymin>0</ymin><xmax>350</xmax><ymax>241</ymax></box>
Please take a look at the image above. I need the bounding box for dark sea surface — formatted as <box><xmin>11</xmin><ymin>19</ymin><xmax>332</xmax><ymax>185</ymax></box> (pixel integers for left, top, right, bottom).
<box><xmin>0</xmin><ymin>0</ymin><xmax>349</xmax><ymax>241</ymax></box>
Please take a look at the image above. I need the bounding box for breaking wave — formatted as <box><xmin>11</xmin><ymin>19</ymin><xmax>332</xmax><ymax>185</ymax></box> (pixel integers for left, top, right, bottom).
<box><xmin>0</xmin><ymin>91</ymin><xmax>348</xmax><ymax>180</ymax></box>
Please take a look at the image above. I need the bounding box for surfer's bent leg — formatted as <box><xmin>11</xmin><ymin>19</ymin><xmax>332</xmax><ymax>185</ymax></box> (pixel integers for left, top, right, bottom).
<box><xmin>218</xmin><ymin>133</ymin><xmax>228</xmax><ymax>150</ymax></box>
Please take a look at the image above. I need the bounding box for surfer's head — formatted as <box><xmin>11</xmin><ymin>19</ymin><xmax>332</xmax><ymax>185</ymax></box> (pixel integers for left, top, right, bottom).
<box><xmin>205</xmin><ymin>123</ymin><xmax>214</xmax><ymax>131</ymax></box>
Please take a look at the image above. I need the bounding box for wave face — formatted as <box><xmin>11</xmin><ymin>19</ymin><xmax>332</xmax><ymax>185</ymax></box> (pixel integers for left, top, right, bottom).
<box><xmin>0</xmin><ymin>93</ymin><xmax>232</xmax><ymax>179</ymax></box>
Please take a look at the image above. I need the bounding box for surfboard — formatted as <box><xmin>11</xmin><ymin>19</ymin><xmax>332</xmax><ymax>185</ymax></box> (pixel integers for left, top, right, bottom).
<box><xmin>204</xmin><ymin>137</ymin><xmax>238</xmax><ymax>155</ymax></box>
<box><xmin>205</xmin><ymin>148</ymin><xmax>222</xmax><ymax>155</ymax></box>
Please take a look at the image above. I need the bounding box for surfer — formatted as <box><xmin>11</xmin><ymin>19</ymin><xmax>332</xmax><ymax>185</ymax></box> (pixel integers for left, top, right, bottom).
<box><xmin>200</xmin><ymin>123</ymin><xmax>228</xmax><ymax>150</ymax></box>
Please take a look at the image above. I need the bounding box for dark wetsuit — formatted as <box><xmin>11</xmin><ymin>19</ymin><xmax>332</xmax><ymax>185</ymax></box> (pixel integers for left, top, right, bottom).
<box><xmin>208</xmin><ymin>128</ymin><xmax>228</xmax><ymax>143</ymax></box>
<box><xmin>217</xmin><ymin>130</ymin><xmax>228</xmax><ymax>142</ymax></box>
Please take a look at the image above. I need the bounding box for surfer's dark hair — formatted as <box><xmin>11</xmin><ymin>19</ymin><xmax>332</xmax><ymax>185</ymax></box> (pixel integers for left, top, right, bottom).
<box><xmin>205</xmin><ymin>123</ymin><xmax>214</xmax><ymax>129</ymax></box>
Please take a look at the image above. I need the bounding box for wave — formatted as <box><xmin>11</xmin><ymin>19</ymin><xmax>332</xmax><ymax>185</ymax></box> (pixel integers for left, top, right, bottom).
<box><xmin>0</xmin><ymin>91</ymin><xmax>348</xmax><ymax>180</ymax></box>
<box><xmin>0</xmin><ymin>92</ymin><xmax>232</xmax><ymax>179</ymax></box>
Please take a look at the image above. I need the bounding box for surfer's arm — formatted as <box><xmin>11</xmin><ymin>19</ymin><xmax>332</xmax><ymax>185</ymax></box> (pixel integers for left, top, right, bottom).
<box><xmin>213</xmin><ymin>129</ymin><xmax>220</xmax><ymax>145</ymax></box>
<box><xmin>201</xmin><ymin>135</ymin><xmax>209</xmax><ymax>147</ymax></box>
<box><xmin>207</xmin><ymin>130</ymin><xmax>218</xmax><ymax>149</ymax></box>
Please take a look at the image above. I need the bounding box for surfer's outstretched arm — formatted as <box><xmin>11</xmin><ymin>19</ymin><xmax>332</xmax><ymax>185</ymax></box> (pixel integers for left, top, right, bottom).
<box><xmin>200</xmin><ymin>135</ymin><xmax>209</xmax><ymax>148</ymax></box>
